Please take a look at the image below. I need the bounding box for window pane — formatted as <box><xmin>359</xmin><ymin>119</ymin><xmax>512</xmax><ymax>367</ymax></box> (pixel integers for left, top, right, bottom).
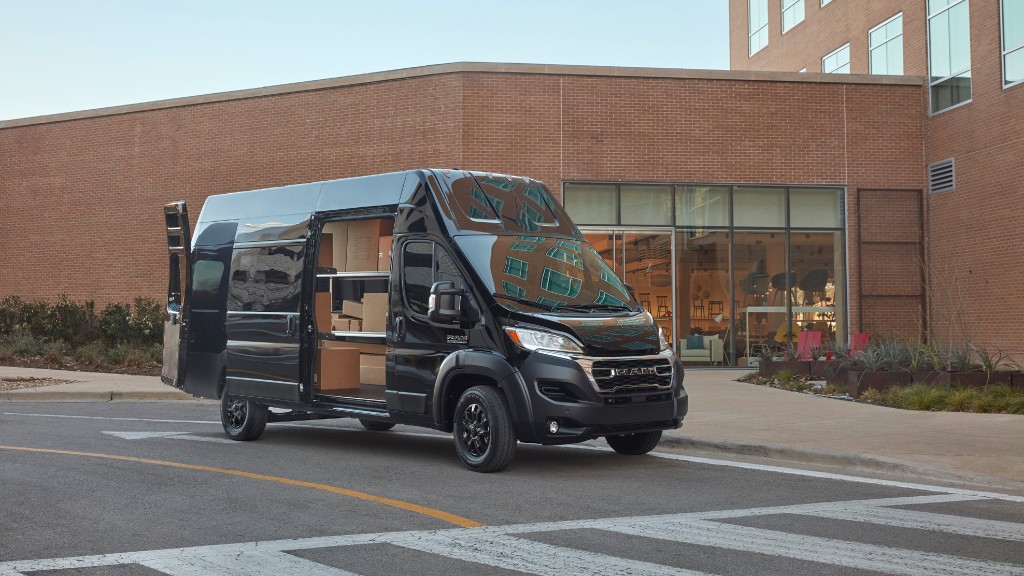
<box><xmin>928</xmin><ymin>0</ymin><xmax>955</xmax><ymax>15</ymax></box>
<box><xmin>949</xmin><ymin>1</ymin><xmax>971</xmax><ymax>73</ymax></box>
<box><xmin>192</xmin><ymin>259</ymin><xmax>225</xmax><ymax>311</ymax></box>
<box><xmin>870</xmin><ymin>46</ymin><xmax>886</xmax><ymax>73</ymax></box>
<box><xmin>930</xmin><ymin>10</ymin><xmax>951</xmax><ymax>80</ymax></box>
<box><xmin>1007</xmin><ymin>47</ymin><xmax>1024</xmax><ymax>84</ymax></box>
<box><xmin>870</xmin><ymin>26</ymin><xmax>887</xmax><ymax>47</ymax></box>
<box><xmin>1007</xmin><ymin>0</ymin><xmax>1024</xmax><ymax>49</ymax></box>
<box><xmin>621</xmin><ymin>185</ymin><xmax>672</xmax><ymax>226</ymax></box>
<box><xmin>887</xmin><ymin>15</ymin><xmax>903</xmax><ymax>39</ymax></box>
<box><xmin>403</xmin><ymin>243</ymin><xmax>433</xmax><ymax>315</ymax></box>
<box><xmin>228</xmin><ymin>244</ymin><xmax>304</xmax><ymax>312</ymax></box>
<box><xmin>790</xmin><ymin>188</ymin><xmax>841</xmax><ymax>228</ymax></box>
<box><xmin>888</xmin><ymin>39</ymin><xmax>904</xmax><ymax>74</ymax></box>
<box><xmin>931</xmin><ymin>71</ymin><xmax>972</xmax><ymax>112</ymax></box>
<box><xmin>564</xmin><ymin>184</ymin><xmax>616</xmax><ymax>225</ymax></box>
<box><xmin>677</xmin><ymin>186</ymin><xmax>730</xmax><ymax>227</ymax></box>
<box><xmin>734</xmin><ymin>187</ymin><xmax>785</xmax><ymax>227</ymax></box>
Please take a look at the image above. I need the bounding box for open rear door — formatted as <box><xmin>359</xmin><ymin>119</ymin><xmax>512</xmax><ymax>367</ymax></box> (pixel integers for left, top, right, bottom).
<box><xmin>162</xmin><ymin>202</ymin><xmax>192</xmax><ymax>388</ymax></box>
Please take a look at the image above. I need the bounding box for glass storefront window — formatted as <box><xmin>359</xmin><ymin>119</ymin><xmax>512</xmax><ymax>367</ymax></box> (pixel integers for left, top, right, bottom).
<box><xmin>677</xmin><ymin>230</ymin><xmax>731</xmax><ymax>363</ymax></box>
<box><xmin>621</xmin><ymin>185</ymin><xmax>673</xmax><ymax>226</ymax></box>
<box><xmin>790</xmin><ymin>188</ymin><xmax>842</xmax><ymax>228</ymax></box>
<box><xmin>563</xmin><ymin>183</ymin><xmax>616</xmax><ymax>225</ymax></box>
<box><xmin>677</xmin><ymin>186</ymin><xmax>730</xmax><ymax>228</ymax></box>
<box><xmin>734</xmin><ymin>187</ymin><xmax>785</xmax><ymax>227</ymax></box>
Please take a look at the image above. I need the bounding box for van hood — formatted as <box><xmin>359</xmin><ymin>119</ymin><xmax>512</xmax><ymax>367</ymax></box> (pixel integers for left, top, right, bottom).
<box><xmin>541</xmin><ymin>312</ymin><xmax>662</xmax><ymax>357</ymax></box>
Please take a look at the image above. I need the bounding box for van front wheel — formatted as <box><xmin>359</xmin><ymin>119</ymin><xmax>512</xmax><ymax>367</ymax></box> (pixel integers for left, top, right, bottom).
<box><xmin>605</xmin><ymin>431</ymin><xmax>662</xmax><ymax>455</ymax></box>
<box><xmin>220</xmin><ymin>394</ymin><xmax>268</xmax><ymax>441</ymax></box>
<box><xmin>453</xmin><ymin>386</ymin><xmax>516</xmax><ymax>473</ymax></box>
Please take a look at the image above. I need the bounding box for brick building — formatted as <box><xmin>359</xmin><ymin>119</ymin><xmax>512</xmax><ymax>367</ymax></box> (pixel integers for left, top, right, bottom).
<box><xmin>730</xmin><ymin>0</ymin><xmax>1024</xmax><ymax>359</ymax></box>
<box><xmin>0</xmin><ymin>59</ymin><xmax>968</xmax><ymax>365</ymax></box>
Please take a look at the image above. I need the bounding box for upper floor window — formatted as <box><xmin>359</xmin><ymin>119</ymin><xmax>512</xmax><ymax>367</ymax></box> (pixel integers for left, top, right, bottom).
<box><xmin>822</xmin><ymin>44</ymin><xmax>851</xmax><ymax>73</ymax></box>
<box><xmin>782</xmin><ymin>0</ymin><xmax>804</xmax><ymax>33</ymax></box>
<box><xmin>821</xmin><ymin>0</ymin><xmax>832</xmax><ymax>6</ymax></box>
<box><xmin>928</xmin><ymin>0</ymin><xmax>971</xmax><ymax>112</ymax></box>
<box><xmin>1003</xmin><ymin>0</ymin><xmax>1024</xmax><ymax>86</ymax></box>
<box><xmin>749</xmin><ymin>0</ymin><xmax>769</xmax><ymax>55</ymax></box>
<box><xmin>869</xmin><ymin>13</ymin><xmax>904</xmax><ymax>75</ymax></box>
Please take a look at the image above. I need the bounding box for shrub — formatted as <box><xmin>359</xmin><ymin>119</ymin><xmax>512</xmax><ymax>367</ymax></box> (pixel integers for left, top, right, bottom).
<box><xmin>2</xmin><ymin>327</ymin><xmax>44</xmax><ymax>356</ymax></box>
<box><xmin>130</xmin><ymin>297</ymin><xmax>164</xmax><ymax>345</ymax></box>
<box><xmin>99</xmin><ymin>303</ymin><xmax>134</xmax><ymax>344</ymax></box>
<box><xmin>945</xmin><ymin>388</ymin><xmax>978</xmax><ymax>411</ymax></box>
<box><xmin>48</xmin><ymin>295</ymin><xmax>98</xmax><ymax>346</ymax></box>
<box><xmin>903</xmin><ymin>384</ymin><xmax>948</xmax><ymax>411</ymax></box>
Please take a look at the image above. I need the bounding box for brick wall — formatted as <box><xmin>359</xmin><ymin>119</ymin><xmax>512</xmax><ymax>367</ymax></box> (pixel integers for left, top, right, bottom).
<box><xmin>0</xmin><ymin>66</ymin><xmax>923</xmax><ymax>341</ymax></box>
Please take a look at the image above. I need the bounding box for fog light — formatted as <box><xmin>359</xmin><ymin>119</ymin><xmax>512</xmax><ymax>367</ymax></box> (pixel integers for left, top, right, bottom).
<box><xmin>548</xmin><ymin>420</ymin><xmax>560</xmax><ymax>434</ymax></box>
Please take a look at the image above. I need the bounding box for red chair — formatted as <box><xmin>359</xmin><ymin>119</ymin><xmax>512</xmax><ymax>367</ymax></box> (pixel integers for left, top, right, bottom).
<box><xmin>796</xmin><ymin>330</ymin><xmax>822</xmax><ymax>360</ymax></box>
<box><xmin>849</xmin><ymin>332</ymin><xmax>870</xmax><ymax>359</ymax></box>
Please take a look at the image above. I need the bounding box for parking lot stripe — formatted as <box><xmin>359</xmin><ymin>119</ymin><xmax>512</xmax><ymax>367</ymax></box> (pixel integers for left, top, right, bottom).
<box><xmin>0</xmin><ymin>444</ymin><xmax>482</xmax><ymax>528</ymax></box>
<box><xmin>806</xmin><ymin>506</ymin><xmax>1024</xmax><ymax>541</ymax></box>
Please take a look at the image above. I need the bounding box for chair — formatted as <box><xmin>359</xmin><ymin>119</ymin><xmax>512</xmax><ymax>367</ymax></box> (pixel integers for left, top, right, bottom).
<box><xmin>849</xmin><ymin>332</ymin><xmax>870</xmax><ymax>359</ymax></box>
<box><xmin>740</xmin><ymin>272</ymin><xmax>770</xmax><ymax>307</ymax></box>
<box><xmin>770</xmin><ymin>271</ymin><xmax>796</xmax><ymax>305</ymax></box>
<box><xmin>796</xmin><ymin>330</ymin><xmax>823</xmax><ymax>360</ymax></box>
<box><xmin>773</xmin><ymin>320</ymin><xmax>801</xmax><ymax>344</ymax></box>
<box><xmin>798</xmin><ymin>269</ymin><xmax>829</xmax><ymax>305</ymax></box>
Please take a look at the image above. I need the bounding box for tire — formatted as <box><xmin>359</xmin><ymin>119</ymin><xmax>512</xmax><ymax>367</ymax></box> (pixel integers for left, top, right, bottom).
<box><xmin>453</xmin><ymin>386</ymin><xmax>517</xmax><ymax>473</ymax></box>
<box><xmin>359</xmin><ymin>419</ymin><xmax>395</xmax><ymax>431</ymax></box>
<box><xmin>605</xmin><ymin>430</ymin><xmax>662</xmax><ymax>455</ymax></box>
<box><xmin>220</xmin><ymin>394</ymin><xmax>269</xmax><ymax>441</ymax></box>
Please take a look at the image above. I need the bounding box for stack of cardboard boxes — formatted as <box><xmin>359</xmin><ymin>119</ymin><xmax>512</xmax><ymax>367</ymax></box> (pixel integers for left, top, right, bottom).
<box><xmin>315</xmin><ymin>218</ymin><xmax>393</xmax><ymax>394</ymax></box>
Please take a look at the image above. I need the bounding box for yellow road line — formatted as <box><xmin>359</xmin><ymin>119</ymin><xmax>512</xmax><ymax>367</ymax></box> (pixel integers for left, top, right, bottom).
<box><xmin>0</xmin><ymin>444</ymin><xmax>483</xmax><ymax>528</ymax></box>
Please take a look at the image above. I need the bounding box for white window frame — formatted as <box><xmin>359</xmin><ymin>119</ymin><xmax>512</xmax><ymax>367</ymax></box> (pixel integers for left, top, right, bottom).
<box><xmin>927</xmin><ymin>0</ymin><xmax>972</xmax><ymax>114</ymax></box>
<box><xmin>782</xmin><ymin>0</ymin><xmax>805</xmax><ymax>33</ymax></box>
<box><xmin>868</xmin><ymin>13</ymin><xmax>904</xmax><ymax>75</ymax></box>
<box><xmin>821</xmin><ymin>0</ymin><xmax>832</xmax><ymax>6</ymax></box>
<box><xmin>1002</xmin><ymin>0</ymin><xmax>1024</xmax><ymax>88</ymax></box>
<box><xmin>749</xmin><ymin>0</ymin><xmax>769</xmax><ymax>56</ymax></box>
<box><xmin>822</xmin><ymin>43</ymin><xmax>851</xmax><ymax>74</ymax></box>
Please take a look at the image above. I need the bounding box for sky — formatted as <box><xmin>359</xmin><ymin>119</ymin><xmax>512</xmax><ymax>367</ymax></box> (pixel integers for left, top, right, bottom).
<box><xmin>0</xmin><ymin>1</ymin><xmax>730</xmax><ymax>121</ymax></box>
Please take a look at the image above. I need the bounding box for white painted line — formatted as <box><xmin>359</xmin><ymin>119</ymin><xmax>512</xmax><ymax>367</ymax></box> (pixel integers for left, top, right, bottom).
<box><xmin>388</xmin><ymin>532</ymin><xmax>710</xmax><ymax>576</ymax></box>
<box><xmin>604</xmin><ymin>518</ymin><xmax>1024</xmax><ymax>576</ymax></box>
<box><xmin>101</xmin><ymin>431</ymin><xmax>237</xmax><ymax>444</ymax></box>
<box><xmin>140</xmin><ymin>550</ymin><xmax>359</xmax><ymax>576</ymax></box>
<box><xmin>807</xmin><ymin>506</ymin><xmax>1024</xmax><ymax>542</ymax></box>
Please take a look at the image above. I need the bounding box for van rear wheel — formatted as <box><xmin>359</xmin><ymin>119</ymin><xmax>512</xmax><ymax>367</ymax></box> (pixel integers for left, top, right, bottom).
<box><xmin>453</xmin><ymin>386</ymin><xmax>516</xmax><ymax>473</ymax></box>
<box><xmin>605</xmin><ymin>430</ymin><xmax>662</xmax><ymax>455</ymax></box>
<box><xmin>220</xmin><ymin>394</ymin><xmax>269</xmax><ymax>441</ymax></box>
<box><xmin>359</xmin><ymin>419</ymin><xmax>395</xmax><ymax>431</ymax></box>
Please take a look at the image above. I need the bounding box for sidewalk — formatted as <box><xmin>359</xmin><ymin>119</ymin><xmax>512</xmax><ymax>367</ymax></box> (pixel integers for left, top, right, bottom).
<box><xmin>3</xmin><ymin>365</ymin><xmax>1023</xmax><ymax>491</ymax></box>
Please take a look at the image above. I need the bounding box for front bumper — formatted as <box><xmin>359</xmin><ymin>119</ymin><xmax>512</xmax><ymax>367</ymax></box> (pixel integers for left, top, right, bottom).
<box><xmin>504</xmin><ymin>349</ymin><xmax>687</xmax><ymax>445</ymax></box>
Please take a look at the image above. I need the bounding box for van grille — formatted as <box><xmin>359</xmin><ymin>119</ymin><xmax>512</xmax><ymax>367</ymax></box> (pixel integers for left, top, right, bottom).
<box><xmin>590</xmin><ymin>358</ymin><xmax>672</xmax><ymax>393</ymax></box>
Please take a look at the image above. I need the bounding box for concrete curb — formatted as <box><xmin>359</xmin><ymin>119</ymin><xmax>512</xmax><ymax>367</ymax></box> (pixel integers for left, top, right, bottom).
<box><xmin>0</xmin><ymin>390</ymin><xmax>194</xmax><ymax>402</ymax></box>
<box><xmin>658</xmin><ymin>434</ymin><xmax>928</xmax><ymax>475</ymax></box>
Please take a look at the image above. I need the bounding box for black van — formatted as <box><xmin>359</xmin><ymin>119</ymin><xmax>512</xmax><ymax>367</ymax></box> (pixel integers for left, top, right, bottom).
<box><xmin>162</xmin><ymin>169</ymin><xmax>687</xmax><ymax>472</ymax></box>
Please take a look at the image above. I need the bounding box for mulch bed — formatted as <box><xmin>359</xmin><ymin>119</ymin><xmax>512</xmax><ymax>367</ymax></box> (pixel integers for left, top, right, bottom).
<box><xmin>0</xmin><ymin>376</ymin><xmax>78</xmax><ymax>391</ymax></box>
<box><xmin>0</xmin><ymin>355</ymin><xmax>161</xmax><ymax>376</ymax></box>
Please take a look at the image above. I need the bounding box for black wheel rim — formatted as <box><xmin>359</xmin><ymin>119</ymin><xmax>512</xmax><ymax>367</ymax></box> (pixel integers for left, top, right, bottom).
<box><xmin>459</xmin><ymin>402</ymin><xmax>490</xmax><ymax>458</ymax></box>
<box><xmin>225</xmin><ymin>398</ymin><xmax>247</xmax><ymax>431</ymax></box>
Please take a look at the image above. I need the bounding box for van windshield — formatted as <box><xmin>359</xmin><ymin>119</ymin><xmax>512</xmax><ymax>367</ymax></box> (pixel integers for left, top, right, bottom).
<box><xmin>455</xmin><ymin>235</ymin><xmax>637</xmax><ymax>313</ymax></box>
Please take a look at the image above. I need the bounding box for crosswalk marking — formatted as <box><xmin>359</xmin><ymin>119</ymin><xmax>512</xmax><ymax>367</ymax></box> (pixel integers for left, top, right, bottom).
<box><xmin>807</xmin><ymin>506</ymin><xmax>1024</xmax><ymax>542</ymax></box>
<box><xmin>139</xmin><ymin>550</ymin><xmax>359</xmax><ymax>576</ymax></box>
<box><xmin>2</xmin><ymin>494</ymin><xmax>1022</xmax><ymax>576</ymax></box>
<box><xmin>605</xmin><ymin>518</ymin><xmax>1024</xmax><ymax>576</ymax></box>
<box><xmin>387</xmin><ymin>532</ymin><xmax>710</xmax><ymax>576</ymax></box>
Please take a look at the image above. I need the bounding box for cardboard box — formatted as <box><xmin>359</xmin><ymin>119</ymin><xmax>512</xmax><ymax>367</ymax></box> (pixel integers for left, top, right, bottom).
<box><xmin>322</xmin><ymin>221</ymin><xmax>348</xmax><ymax>271</ymax></box>
<box><xmin>346</xmin><ymin>219</ymin><xmax>391</xmax><ymax>272</ymax></box>
<box><xmin>360</xmin><ymin>353</ymin><xmax>386</xmax><ymax>385</ymax></box>
<box><xmin>318</xmin><ymin>232</ymin><xmax>334</xmax><ymax>267</ymax></box>
<box><xmin>315</xmin><ymin>292</ymin><xmax>333</xmax><ymax>332</ymax></box>
<box><xmin>341</xmin><ymin>342</ymin><xmax>386</xmax><ymax>355</ymax></box>
<box><xmin>319</xmin><ymin>345</ymin><xmax>360</xmax><ymax>392</ymax></box>
<box><xmin>362</xmin><ymin>293</ymin><xmax>388</xmax><ymax>333</ymax></box>
<box><xmin>341</xmin><ymin>299</ymin><xmax>363</xmax><ymax>319</ymax></box>
<box><xmin>378</xmin><ymin>236</ymin><xmax>393</xmax><ymax>272</ymax></box>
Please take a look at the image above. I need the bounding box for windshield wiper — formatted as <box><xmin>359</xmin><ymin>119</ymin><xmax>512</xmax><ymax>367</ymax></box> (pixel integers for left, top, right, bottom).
<box><xmin>492</xmin><ymin>294</ymin><xmax>556</xmax><ymax>311</ymax></box>
<box><xmin>573</xmin><ymin>303</ymin><xmax>634</xmax><ymax>312</ymax></box>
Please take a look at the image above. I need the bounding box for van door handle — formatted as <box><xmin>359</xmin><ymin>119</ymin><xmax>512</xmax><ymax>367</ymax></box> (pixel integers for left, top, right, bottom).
<box><xmin>286</xmin><ymin>315</ymin><xmax>297</xmax><ymax>336</ymax></box>
<box><xmin>395</xmin><ymin>316</ymin><xmax>406</xmax><ymax>341</ymax></box>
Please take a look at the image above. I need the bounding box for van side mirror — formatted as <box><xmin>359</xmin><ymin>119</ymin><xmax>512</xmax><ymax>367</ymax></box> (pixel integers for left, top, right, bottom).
<box><xmin>428</xmin><ymin>281</ymin><xmax>480</xmax><ymax>327</ymax></box>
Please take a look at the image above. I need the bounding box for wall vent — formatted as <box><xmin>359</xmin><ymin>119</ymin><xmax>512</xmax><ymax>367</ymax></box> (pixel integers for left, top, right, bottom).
<box><xmin>928</xmin><ymin>158</ymin><xmax>955</xmax><ymax>194</ymax></box>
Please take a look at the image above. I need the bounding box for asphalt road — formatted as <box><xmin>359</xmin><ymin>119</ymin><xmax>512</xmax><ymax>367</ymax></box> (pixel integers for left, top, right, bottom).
<box><xmin>2</xmin><ymin>401</ymin><xmax>1023</xmax><ymax>575</ymax></box>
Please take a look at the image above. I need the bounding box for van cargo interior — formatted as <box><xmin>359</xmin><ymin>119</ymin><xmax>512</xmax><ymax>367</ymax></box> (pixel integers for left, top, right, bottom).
<box><xmin>314</xmin><ymin>217</ymin><xmax>393</xmax><ymax>400</ymax></box>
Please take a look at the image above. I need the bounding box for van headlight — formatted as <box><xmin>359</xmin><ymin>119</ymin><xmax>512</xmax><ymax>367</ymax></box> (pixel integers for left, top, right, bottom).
<box><xmin>504</xmin><ymin>327</ymin><xmax>584</xmax><ymax>355</ymax></box>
